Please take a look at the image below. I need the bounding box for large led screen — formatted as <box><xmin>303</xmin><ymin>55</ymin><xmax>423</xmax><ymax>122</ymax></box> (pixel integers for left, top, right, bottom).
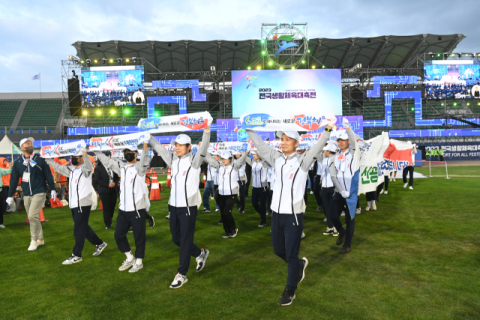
<box><xmin>424</xmin><ymin>60</ymin><xmax>480</xmax><ymax>99</ymax></box>
<box><xmin>80</xmin><ymin>66</ymin><xmax>145</xmax><ymax>107</ymax></box>
<box><xmin>231</xmin><ymin>69</ymin><xmax>342</xmax><ymax>118</ymax></box>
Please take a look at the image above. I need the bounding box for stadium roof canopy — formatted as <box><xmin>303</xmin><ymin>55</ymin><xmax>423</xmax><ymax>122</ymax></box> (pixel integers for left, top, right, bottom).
<box><xmin>73</xmin><ymin>34</ymin><xmax>465</xmax><ymax>72</ymax></box>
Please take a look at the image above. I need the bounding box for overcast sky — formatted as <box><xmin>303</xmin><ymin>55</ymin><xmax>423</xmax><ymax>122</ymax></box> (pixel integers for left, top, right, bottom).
<box><xmin>1</xmin><ymin>0</ymin><xmax>479</xmax><ymax>93</ymax></box>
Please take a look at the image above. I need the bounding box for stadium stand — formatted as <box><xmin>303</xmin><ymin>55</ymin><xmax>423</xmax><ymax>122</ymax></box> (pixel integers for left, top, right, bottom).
<box><xmin>17</xmin><ymin>100</ymin><xmax>63</xmax><ymax>129</ymax></box>
<box><xmin>0</xmin><ymin>101</ymin><xmax>22</xmax><ymax>128</ymax></box>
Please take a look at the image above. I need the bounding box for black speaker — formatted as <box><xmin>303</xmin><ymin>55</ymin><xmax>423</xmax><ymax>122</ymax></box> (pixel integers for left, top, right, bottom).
<box><xmin>208</xmin><ymin>92</ymin><xmax>220</xmax><ymax>111</ymax></box>
<box><xmin>350</xmin><ymin>89</ymin><xmax>364</xmax><ymax>108</ymax></box>
<box><xmin>68</xmin><ymin>77</ymin><xmax>82</xmax><ymax>116</ymax></box>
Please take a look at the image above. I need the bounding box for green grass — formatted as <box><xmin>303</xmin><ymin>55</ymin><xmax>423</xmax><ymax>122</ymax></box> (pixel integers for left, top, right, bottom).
<box><xmin>1</xmin><ymin>169</ymin><xmax>479</xmax><ymax>319</ymax></box>
<box><xmin>416</xmin><ymin>165</ymin><xmax>480</xmax><ymax>177</ymax></box>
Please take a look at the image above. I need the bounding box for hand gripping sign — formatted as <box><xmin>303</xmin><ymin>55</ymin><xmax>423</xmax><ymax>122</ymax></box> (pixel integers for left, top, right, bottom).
<box><xmin>137</xmin><ymin>111</ymin><xmax>213</xmax><ymax>133</ymax></box>
<box><xmin>40</xmin><ymin>140</ymin><xmax>86</xmax><ymax>158</ymax></box>
<box><xmin>239</xmin><ymin>111</ymin><xmax>336</xmax><ymax>131</ymax></box>
<box><xmin>89</xmin><ymin>132</ymin><xmax>151</xmax><ymax>151</ymax></box>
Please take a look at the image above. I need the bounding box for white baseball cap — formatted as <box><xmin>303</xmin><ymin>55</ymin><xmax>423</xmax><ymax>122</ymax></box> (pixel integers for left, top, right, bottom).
<box><xmin>276</xmin><ymin>131</ymin><xmax>300</xmax><ymax>141</ymax></box>
<box><xmin>171</xmin><ymin>134</ymin><xmax>191</xmax><ymax>145</ymax></box>
<box><xmin>19</xmin><ymin>137</ymin><xmax>34</xmax><ymax>147</ymax></box>
<box><xmin>336</xmin><ymin>132</ymin><xmax>349</xmax><ymax>141</ymax></box>
<box><xmin>123</xmin><ymin>146</ymin><xmax>138</xmax><ymax>152</ymax></box>
<box><xmin>220</xmin><ymin>151</ymin><xmax>232</xmax><ymax>159</ymax></box>
<box><xmin>323</xmin><ymin>143</ymin><xmax>337</xmax><ymax>153</ymax></box>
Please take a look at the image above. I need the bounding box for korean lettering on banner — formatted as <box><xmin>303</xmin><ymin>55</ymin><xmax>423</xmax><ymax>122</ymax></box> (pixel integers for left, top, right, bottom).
<box><xmin>260</xmin><ymin>90</ymin><xmax>317</xmax><ymax>100</ymax></box>
<box><xmin>361</xmin><ymin>166</ymin><xmax>378</xmax><ymax>185</ymax></box>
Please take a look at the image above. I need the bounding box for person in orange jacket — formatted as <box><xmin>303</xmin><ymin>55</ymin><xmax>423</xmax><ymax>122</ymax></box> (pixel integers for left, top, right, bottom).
<box><xmin>1</xmin><ymin>157</ymin><xmax>13</xmax><ymax>227</ymax></box>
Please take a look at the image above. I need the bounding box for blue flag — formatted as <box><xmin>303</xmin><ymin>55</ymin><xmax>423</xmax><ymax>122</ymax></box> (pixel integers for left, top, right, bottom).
<box><xmin>32</xmin><ymin>74</ymin><xmax>40</xmax><ymax>80</ymax></box>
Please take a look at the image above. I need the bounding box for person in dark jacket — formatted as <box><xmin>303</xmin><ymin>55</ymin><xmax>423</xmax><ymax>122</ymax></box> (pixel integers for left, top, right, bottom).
<box><xmin>94</xmin><ymin>151</ymin><xmax>120</xmax><ymax>229</ymax></box>
<box><xmin>7</xmin><ymin>137</ymin><xmax>56</xmax><ymax>251</ymax></box>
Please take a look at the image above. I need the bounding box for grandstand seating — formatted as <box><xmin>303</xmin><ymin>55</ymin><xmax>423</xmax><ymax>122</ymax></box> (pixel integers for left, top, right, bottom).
<box><xmin>0</xmin><ymin>101</ymin><xmax>22</xmax><ymax>128</ymax></box>
<box><xmin>17</xmin><ymin>100</ymin><xmax>63</xmax><ymax>129</ymax></box>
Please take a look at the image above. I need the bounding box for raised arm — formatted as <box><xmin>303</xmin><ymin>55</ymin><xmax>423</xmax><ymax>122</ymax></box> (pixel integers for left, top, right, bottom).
<box><xmin>82</xmin><ymin>153</ymin><xmax>94</xmax><ymax>177</ymax></box>
<box><xmin>246</xmin><ymin>130</ymin><xmax>280</xmax><ymax>167</ymax></box>
<box><xmin>233</xmin><ymin>152</ymin><xmax>248</xmax><ymax>170</ymax></box>
<box><xmin>149</xmin><ymin>136</ymin><xmax>172</xmax><ymax>167</ymax></box>
<box><xmin>204</xmin><ymin>153</ymin><xmax>220</xmax><ymax>169</ymax></box>
<box><xmin>94</xmin><ymin>151</ymin><xmax>122</xmax><ymax>175</ymax></box>
<box><xmin>192</xmin><ymin>130</ymin><xmax>211</xmax><ymax>169</ymax></box>
<box><xmin>301</xmin><ymin>129</ymin><xmax>331</xmax><ymax>171</ymax></box>
<box><xmin>45</xmin><ymin>158</ymin><xmax>71</xmax><ymax>179</ymax></box>
<box><xmin>134</xmin><ymin>143</ymin><xmax>149</xmax><ymax>177</ymax></box>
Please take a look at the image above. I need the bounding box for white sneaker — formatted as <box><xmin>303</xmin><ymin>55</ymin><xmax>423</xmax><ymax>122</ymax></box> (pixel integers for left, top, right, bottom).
<box><xmin>301</xmin><ymin>232</ymin><xmax>306</xmax><ymax>239</ymax></box>
<box><xmin>215</xmin><ymin>208</ymin><xmax>220</xmax><ymax>212</ymax></box>
<box><xmin>62</xmin><ymin>254</ymin><xmax>82</xmax><ymax>265</ymax></box>
<box><xmin>380</xmin><ymin>189</ymin><xmax>384</xmax><ymax>194</ymax></box>
<box><xmin>356</xmin><ymin>208</ymin><xmax>361</xmax><ymax>214</ymax></box>
<box><xmin>310</xmin><ymin>191</ymin><xmax>313</xmax><ymax>195</ymax></box>
<box><xmin>341</xmin><ymin>211</ymin><xmax>345</xmax><ymax>217</ymax></box>
<box><xmin>92</xmin><ymin>242</ymin><xmax>108</xmax><ymax>256</ymax></box>
<box><xmin>0</xmin><ymin>224</ymin><xmax>5</xmax><ymax>229</ymax></box>
<box><xmin>119</xmin><ymin>258</ymin><xmax>135</xmax><ymax>271</ymax></box>
<box><xmin>393</xmin><ymin>178</ymin><xmax>396</xmax><ymax>182</ymax></box>
<box><xmin>37</xmin><ymin>239</ymin><xmax>44</xmax><ymax>246</ymax></box>
<box><xmin>28</xmin><ymin>241</ymin><xmax>39</xmax><ymax>251</ymax></box>
<box><xmin>404</xmin><ymin>183</ymin><xmax>408</xmax><ymax>188</ymax></box>
<box><xmin>165</xmin><ymin>213</ymin><xmax>170</xmax><ymax>219</ymax></box>
<box><xmin>409</xmin><ymin>186</ymin><xmax>413</xmax><ymax>190</ymax></box>
<box><xmin>170</xmin><ymin>273</ymin><xmax>188</xmax><ymax>289</ymax></box>
<box><xmin>371</xmin><ymin>201</ymin><xmax>377</xmax><ymax>211</ymax></box>
<box><xmin>129</xmin><ymin>262</ymin><xmax>143</xmax><ymax>273</ymax></box>
<box><xmin>323</xmin><ymin>218</ymin><xmax>327</xmax><ymax>222</ymax></box>
<box><xmin>384</xmin><ymin>191</ymin><xmax>388</xmax><ymax>195</ymax></box>
<box><xmin>196</xmin><ymin>248</ymin><xmax>209</xmax><ymax>272</ymax></box>
<box><xmin>366</xmin><ymin>201</ymin><xmax>371</xmax><ymax>211</ymax></box>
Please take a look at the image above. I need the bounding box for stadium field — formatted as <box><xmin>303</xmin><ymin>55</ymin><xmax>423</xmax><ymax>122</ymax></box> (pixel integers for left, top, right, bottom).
<box><xmin>1</xmin><ymin>168</ymin><xmax>479</xmax><ymax>319</ymax></box>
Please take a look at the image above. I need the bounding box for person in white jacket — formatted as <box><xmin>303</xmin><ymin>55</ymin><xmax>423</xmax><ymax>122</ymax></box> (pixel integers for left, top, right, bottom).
<box><xmin>245</xmin><ymin>151</ymin><xmax>269</xmax><ymax>227</ymax></box>
<box><xmin>94</xmin><ymin>138</ymin><xmax>150</xmax><ymax>273</ymax></box>
<box><xmin>329</xmin><ymin>119</ymin><xmax>361</xmax><ymax>254</ymax></box>
<box><xmin>233</xmin><ymin>151</ymin><xmax>247</xmax><ymax>213</ymax></box>
<box><xmin>46</xmin><ymin>147</ymin><xmax>107</xmax><ymax>265</ymax></box>
<box><xmin>246</xmin><ymin>120</ymin><xmax>333</xmax><ymax>307</ymax></box>
<box><xmin>320</xmin><ymin>142</ymin><xmax>339</xmax><ymax>236</ymax></box>
<box><xmin>205</xmin><ymin>150</ymin><xmax>248</xmax><ymax>238</ymax></box>
<box><xmin>149</xmin><ymin>128</ymin><xmax>211</xmax><ymax>289</ymax></box>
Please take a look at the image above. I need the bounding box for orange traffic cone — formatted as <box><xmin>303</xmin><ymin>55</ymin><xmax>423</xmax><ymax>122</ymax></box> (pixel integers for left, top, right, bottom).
<box><xmin>203</xmin><ymin>174</ymin><xmax>206</xmax><ymax>188</ymax></box>
<box><xmin>150</xmin><ymin>173</ymin><xmax>162</xmax><ymax>201</ymax></box>
<box><xmin>166</xmin><ymin>167</ymin><xmax>172</xmax><ymax>187</ymax></box>
<box><xmin>100</xmin><ymin>201</ymin><xmax>103</xmax><ymax>209</ymax></box>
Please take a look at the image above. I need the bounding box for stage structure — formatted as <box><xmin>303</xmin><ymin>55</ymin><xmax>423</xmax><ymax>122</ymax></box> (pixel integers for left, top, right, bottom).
<box><xmin>61</xmin><ymin>31</ymin><xmax>480</xmax><ymax>143</ymax></box>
